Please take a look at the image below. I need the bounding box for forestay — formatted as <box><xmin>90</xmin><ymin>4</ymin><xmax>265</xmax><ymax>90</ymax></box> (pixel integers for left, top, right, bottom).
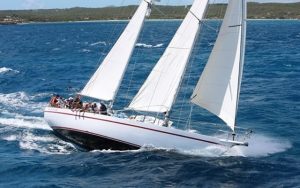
<box><xmin>191</xmin><ymin>0</ymin><xmax>246</xmax><ymax>131</ymax></box>
<box><xmin>81</xmin><ymin>0</ymin><xmax>152</xmax><ymax>102</ymax></box>
<box><xmin>129</xmin><ymin>0</ymin><xmax>209</xmax><ymax>113</ymax></box>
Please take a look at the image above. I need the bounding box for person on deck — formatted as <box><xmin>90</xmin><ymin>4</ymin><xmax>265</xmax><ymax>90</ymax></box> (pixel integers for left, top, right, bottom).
<box><xmin>73</xmin><ymin>95</ymin><xmax>82</xmax><ymax>109</ymax></box>
<box><xmin>57</xmin><ymin>95</ymin><xmax>65</xmax><ymax>108</ymax></box>
<box><xmin>50</xmin><ymin>94</ymin><xmax>59</xmax><ymax>107</ymax></box>
<box><xmin>99</xmin><ymin>103</ymin><xmax>108</xmax><ymax>115</ymax></box>
<box><xmin>91</xmin><ymin>103</ymin><xmax>98</xmax><ymax>113</ymax></box>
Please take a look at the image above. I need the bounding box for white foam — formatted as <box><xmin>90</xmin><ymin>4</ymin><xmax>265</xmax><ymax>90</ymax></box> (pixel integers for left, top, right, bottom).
<box><xmin>18</xmin><ymin>132</ymin><xmax>76</xmax><ymax>154</ymax></box>
<box><xmin>0</xmin><ymin>92</ymin><xmax>48</xmax><ymax>113</ymax></box>
<box><xmin>233</xmin><ymin>134</ymin><xmax>292</xmax><ymax>157</ymax></box>
<box><xmin>91</xmin><ymin>134</ymin><xmax>292</xmax><ymax>157</ymax></box>
<box><xmin>81</xmin><ymin>49</ymin><xmax>91</xmax><ymax>53</ymax></box>
<box><xmin>2</xmin><ymin>135</ymin><xmax>18</xmax><ymax>141</ymax></box>
<box><xmin>52</xmin><ymin>48</ymin><xmax>60</xmax><ymax>51</ymax></box>
<box><xmin>179</xmin><ymin>134</ymin><xmax>291</xmax><ymax>157</ymax></box>
<box><xmin>136</xmin><ymin>43</ymin><xmax>164</xmax><ymax>48</ymax></box>
<box><xmin>90</xmin><ymin>41</ymin><xmax>106</xmax><ymax>46</ymax></box>
<box><xmin>0</xmin><ymin>92</ymin><xmax>29</xmax><ymax>108</ymax></box>
<box><xmin>0</xmin><ymin>67</ymin><xmax>20</xmax><ymax>74</ymax></box>
<box><xmin>0</xmin><ymin>115</ymin><xmax>51</xmax><ymax>130</ymax></box>
<box><xmin>31</xmin><ymin>92</ymin><xmax>51</xmax><ymax>100</ymax></box>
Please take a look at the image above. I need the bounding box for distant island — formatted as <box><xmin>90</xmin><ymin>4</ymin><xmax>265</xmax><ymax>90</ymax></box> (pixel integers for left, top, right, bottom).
<box><xmin>0</xmin><ymin>2</ymin><xmax>299</xmax><ymax>24</ymax></box>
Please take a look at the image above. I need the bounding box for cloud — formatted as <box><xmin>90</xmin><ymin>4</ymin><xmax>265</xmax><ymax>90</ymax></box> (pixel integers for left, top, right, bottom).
<box><xmin>22</xmin><ymin>0</ymin><xmax>44</xmax><ymax>9</ymax></box>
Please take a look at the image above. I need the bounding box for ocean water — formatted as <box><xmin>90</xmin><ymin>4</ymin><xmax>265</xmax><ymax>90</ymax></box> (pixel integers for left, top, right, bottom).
<box><xmin>0</xmin><ymin>20</ymin><xmax>299</xmax><ymax>187</ymax></box>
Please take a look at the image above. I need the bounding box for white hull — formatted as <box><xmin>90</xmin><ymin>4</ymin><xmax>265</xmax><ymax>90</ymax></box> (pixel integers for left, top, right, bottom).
<box><xmin>44</xmin><ymin>107</ymin><xmax>245</xmax><ymax>151</ymax></box>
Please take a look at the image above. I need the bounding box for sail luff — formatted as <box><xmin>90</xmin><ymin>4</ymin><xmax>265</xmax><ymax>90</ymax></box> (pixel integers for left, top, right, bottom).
<box><xmin>191</xmin><ymin>0</ymin><xmax>246</xmax><ymax>131</ymax></box>
<box><xmin>235</xmin><ymin>0</ymin><xmax>247</xmax><ymax>123</ymax></box>
<box><xmin>80</xmin><ymin>0</ymin><xmax>152</xmax><ymax>102</ymax></box>
<box><xmin>128</xmin><ymin>0</ymin><xmax>209</xmax><ymax>113</ymax></box>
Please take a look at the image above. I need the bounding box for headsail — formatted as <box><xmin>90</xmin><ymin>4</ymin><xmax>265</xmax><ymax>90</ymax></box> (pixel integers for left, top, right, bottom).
<box><xmin>128</xmin><ymin>0</ymin><xmax>209</xmax><ymax>113</ymax></box>
<box><xmin>80</xmin><ymin>0</ymin><xmax>153</xmax><ymax>102</ymax></box>
<box><xmin>191</xmin><ymin>0</ymin><xmax>247</xmax><ymax>131</ymax></box>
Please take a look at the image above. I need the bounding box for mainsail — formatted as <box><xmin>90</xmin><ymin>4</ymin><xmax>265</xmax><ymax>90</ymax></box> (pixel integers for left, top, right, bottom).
<box><xmin>191</xmin><ymin>0</ymin><xmax>247</xmax><ymax>131</ymax></box>
<box><xmin>128</xmin><ymin>0</ymin><xmax>209</xmax><ymax>113</ymax></box>
<box><xmin>81</xmin><ymin>0</ymin><xmax>153</xmax><ymax>102</ymax></box>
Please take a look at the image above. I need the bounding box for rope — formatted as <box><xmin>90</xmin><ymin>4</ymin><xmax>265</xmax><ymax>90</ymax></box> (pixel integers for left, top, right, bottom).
<box><xmin>124</xmin><ymin>0</ymin><xmax>156</xmax><ymax>107</ymax></box>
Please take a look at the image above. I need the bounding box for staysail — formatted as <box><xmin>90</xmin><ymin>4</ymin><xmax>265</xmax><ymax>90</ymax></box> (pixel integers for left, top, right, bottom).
<box><xmin>80</xmin><ymin>0</ymin><xmax>153</xmax><ymax>102</ymax></box>
<box><xmin>128</xmin><ymin>0</ymin><xmax>209</xmax><ymax>113</ymax></box>
<box><xmin>191</xmin><ymin>0</ymin><xmax>247</xmax><ymax>131</ymax></box>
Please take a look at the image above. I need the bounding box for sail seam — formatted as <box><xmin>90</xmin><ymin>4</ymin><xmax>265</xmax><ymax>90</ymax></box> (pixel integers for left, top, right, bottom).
<box><xmin>229</xmin><ymin>24</ymin><xmax>242</xmax><ymax>27</ymax></box>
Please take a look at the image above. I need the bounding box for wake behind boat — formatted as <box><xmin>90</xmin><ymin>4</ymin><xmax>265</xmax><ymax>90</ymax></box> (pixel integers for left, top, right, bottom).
<box><xmin>44</xmin><ymin>0</ymin><xmax>251</xmax><ymax>152</ymax></box>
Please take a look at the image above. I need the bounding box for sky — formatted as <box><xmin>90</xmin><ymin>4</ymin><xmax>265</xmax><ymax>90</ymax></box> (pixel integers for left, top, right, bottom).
<box><xmin>0</xmin><ymin>0</ymin><xmax>299</xmax><ymax>10</ymax></box>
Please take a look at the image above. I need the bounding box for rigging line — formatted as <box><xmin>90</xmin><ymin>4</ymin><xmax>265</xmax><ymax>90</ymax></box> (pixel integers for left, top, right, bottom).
<box><xmin>152</xmin><ymin>4</ymin><xmax>168</xmax><ymax>17</ymax></box>
<box><xmin>174</xmin><ymin>0</ymin><xmax>210</xmax><ymax>127</ymax></box>
<box><xmin>185</xmin><ymin>0</ymin><xmax>216</xmax><ymax>128</ymax></box>
<box><xmin>134</xmin><ymin>0</ymin><xmax>172</xmax><ymax>113</ymax></box>
<box><xmin>124</xmin><ymin>1</ymin><xmax>156</xmax><ymax>108</ymax></box>
<box><xmin>81</xmin><ymin>0</ymin><xmax>127</xmax><ymax>93</ymax></box>
<box><xmin>118</xmin><ymin>1</ymin><xmax>153</xmax><ymax>107</ymax></box>
<box><xmin>186</xmin><ymin>105</ymin><xmax>194</xmax><ymax>130</ymax></box>
<box><xmin>200</xmin><ymin>0</ymin><xmax>221</xmax><ymax>33</ymax></box>
<box><xmin>124</xmin><ymin>4</ymin><xmax>150</xmax><ymax>107</ymax></box>
<box><xmin>189</xmin><ymin>0</ymin><xmax>219</xmax><ymax>100</ymax></box>
<box><xmin>172</xmin><ymin>22</ymin><xmax>202</xmax><ymax>125</ymax></box>
<box><xmin>168</xmin><ymin>46</ymin><xmax>190</xmax><ymax>49</ymax></box>
<box><xmin>189</xmin><ymin>10</ymin><xmax>201</xmax><ymax>22</ymax></box>
<box><xmin>215</xmin><ymin>0</ymin><xmax>226</xmax><ymax>32</ymax></box>
<box><xmin>99</xmin><ymin>0</ymin><xmax>127</xmax><ymax>66</ymax></box>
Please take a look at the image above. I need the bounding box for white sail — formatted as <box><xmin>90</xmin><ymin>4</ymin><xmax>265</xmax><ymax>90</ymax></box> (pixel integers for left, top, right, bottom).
<box><xmin>80</xmin><ymin>0</ymin><xmax>152</xmax><ymax>101</ymax></box>
<box><xmin>128</xmin><ymin>0</ymin><xmax>209</xmax><ymax>113</ymax></box>
<box><xmin>191</xmin><ymin>0</ymin><xmax>247</xmax><ymax>131</ymax></box>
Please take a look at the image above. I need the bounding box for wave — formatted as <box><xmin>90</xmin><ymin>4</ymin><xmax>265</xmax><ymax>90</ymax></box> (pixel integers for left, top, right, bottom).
<box><xmin>19</xmin><ymin>131</ymin><xmax>76</xmax><ymax>154</ymax></box>
<box><xmin>90</xmin><ymin>134</ymin><xmax>291</xmax><ymax>158</ymax></box>
<box><xmin>52</xmin><ymin>48</ymin><xmax>60</xmax><ymax>51</ymax></box>
<box><xmin>1</xmin><ymin>131</ymin><xmax>76</xmax><ymax>155</ymax></box>
<box><xmin>90</xmin><ymin>41</ymin><xmax>106</xmax><ymax>46</ymax></box>
<box><xmin>0</xmin><ymin>92</ymin><xmax>48</xmax><ymax>113</ymax></box>
<box><xmin>136</xmin><ymin>43</ymin><xmax>164</xmax><ymax>48</ymax></box>
<box><xmin>0</xmin><ymin>92</ymin><xmax>29</xmax><ymax>108</ymax></box>
<box><xmin>232</xmin><ymin>134</ymin><xmax>292</xmax><ymax>157</ymax></box>
<box><xmin>80</xmin><ymin>49</ymin><xmax>91</xmax><ymax>53</ymax></box>
<box><xmin>0</xmin><ymin>113</ymin><xmax>76</xmax><ymax>154</ymax></box>
<box><xmin>0</xmin><ymin>115</ymin><xmax>51</xmax><ymax>130</ymax></box>
<box><xmin>0</xmin><ymin>67</ymin><xmax>20</xmax><ymax>74</ymax></box>
<box><xmin>208</xmin><ymin>42</ymin><xmax>215</xmax><ymax>47</ymax></box>
<box><xmin>178</xmin><ymin>134</ymin><xmax>291</xmax><ymax>157</ymax></box>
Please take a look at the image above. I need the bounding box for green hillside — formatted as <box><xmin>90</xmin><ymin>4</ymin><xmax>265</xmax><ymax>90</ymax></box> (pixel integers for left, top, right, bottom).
<box><xmin>0</xmin><ymin>3</ymin><xmax>299</xmax><ymax>23</ymax></box>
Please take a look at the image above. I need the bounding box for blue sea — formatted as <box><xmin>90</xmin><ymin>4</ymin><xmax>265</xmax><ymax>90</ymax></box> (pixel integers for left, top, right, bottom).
<box><xmin>0</xmin><ymin>20</ymin><xmax>299</xmax><ymax>187</ymax></box>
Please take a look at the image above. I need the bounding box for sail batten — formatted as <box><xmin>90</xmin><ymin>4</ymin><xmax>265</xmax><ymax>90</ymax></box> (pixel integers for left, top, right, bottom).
<box><xmin>128</xmin><ymin>0</ymin><xmax>209</xmax><ymax>113</ymax></box>
<box><xmin>191</xmin><ymin>0</ymin><xmax>246</xmax><ymax>131</ymax></box>
<box><xmin>80</xmin><ymin>0</ymin><xmax>152</xmax><ymax>102</ymax></box>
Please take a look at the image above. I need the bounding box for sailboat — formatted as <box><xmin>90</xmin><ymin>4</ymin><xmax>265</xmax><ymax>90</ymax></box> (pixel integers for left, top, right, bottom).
<box><xmin>44</xmin><ymin>0</ymin><xmax>250</xmax><ymax>151</ymax></box>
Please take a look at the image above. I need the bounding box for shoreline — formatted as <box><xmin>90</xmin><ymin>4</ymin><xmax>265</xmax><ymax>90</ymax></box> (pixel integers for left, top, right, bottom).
<box><xmin>8</xmin><ymin>18</ymin><xmax>298</xmax><ymax>25</ymax></box>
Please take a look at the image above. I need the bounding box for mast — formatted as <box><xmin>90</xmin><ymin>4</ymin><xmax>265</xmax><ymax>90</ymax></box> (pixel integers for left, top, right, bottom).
<box><xmin>191</xmin><ymin>0</ymin><xmax>246</xmax><ymax>131</ymax></box>
<box><xmin>234</xmin><ymin>0</ymin><xmax>247</xmax><ymax>128</ymax></box>
<box><xmin>128</xmin><ymin>0</ymin><xmax>209</xmax><ymax>114</ymax></box>
<box><xmin>80</xmin><ymin>0</ymin><xmax>153</xmax><ymax>103</ymax></box>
